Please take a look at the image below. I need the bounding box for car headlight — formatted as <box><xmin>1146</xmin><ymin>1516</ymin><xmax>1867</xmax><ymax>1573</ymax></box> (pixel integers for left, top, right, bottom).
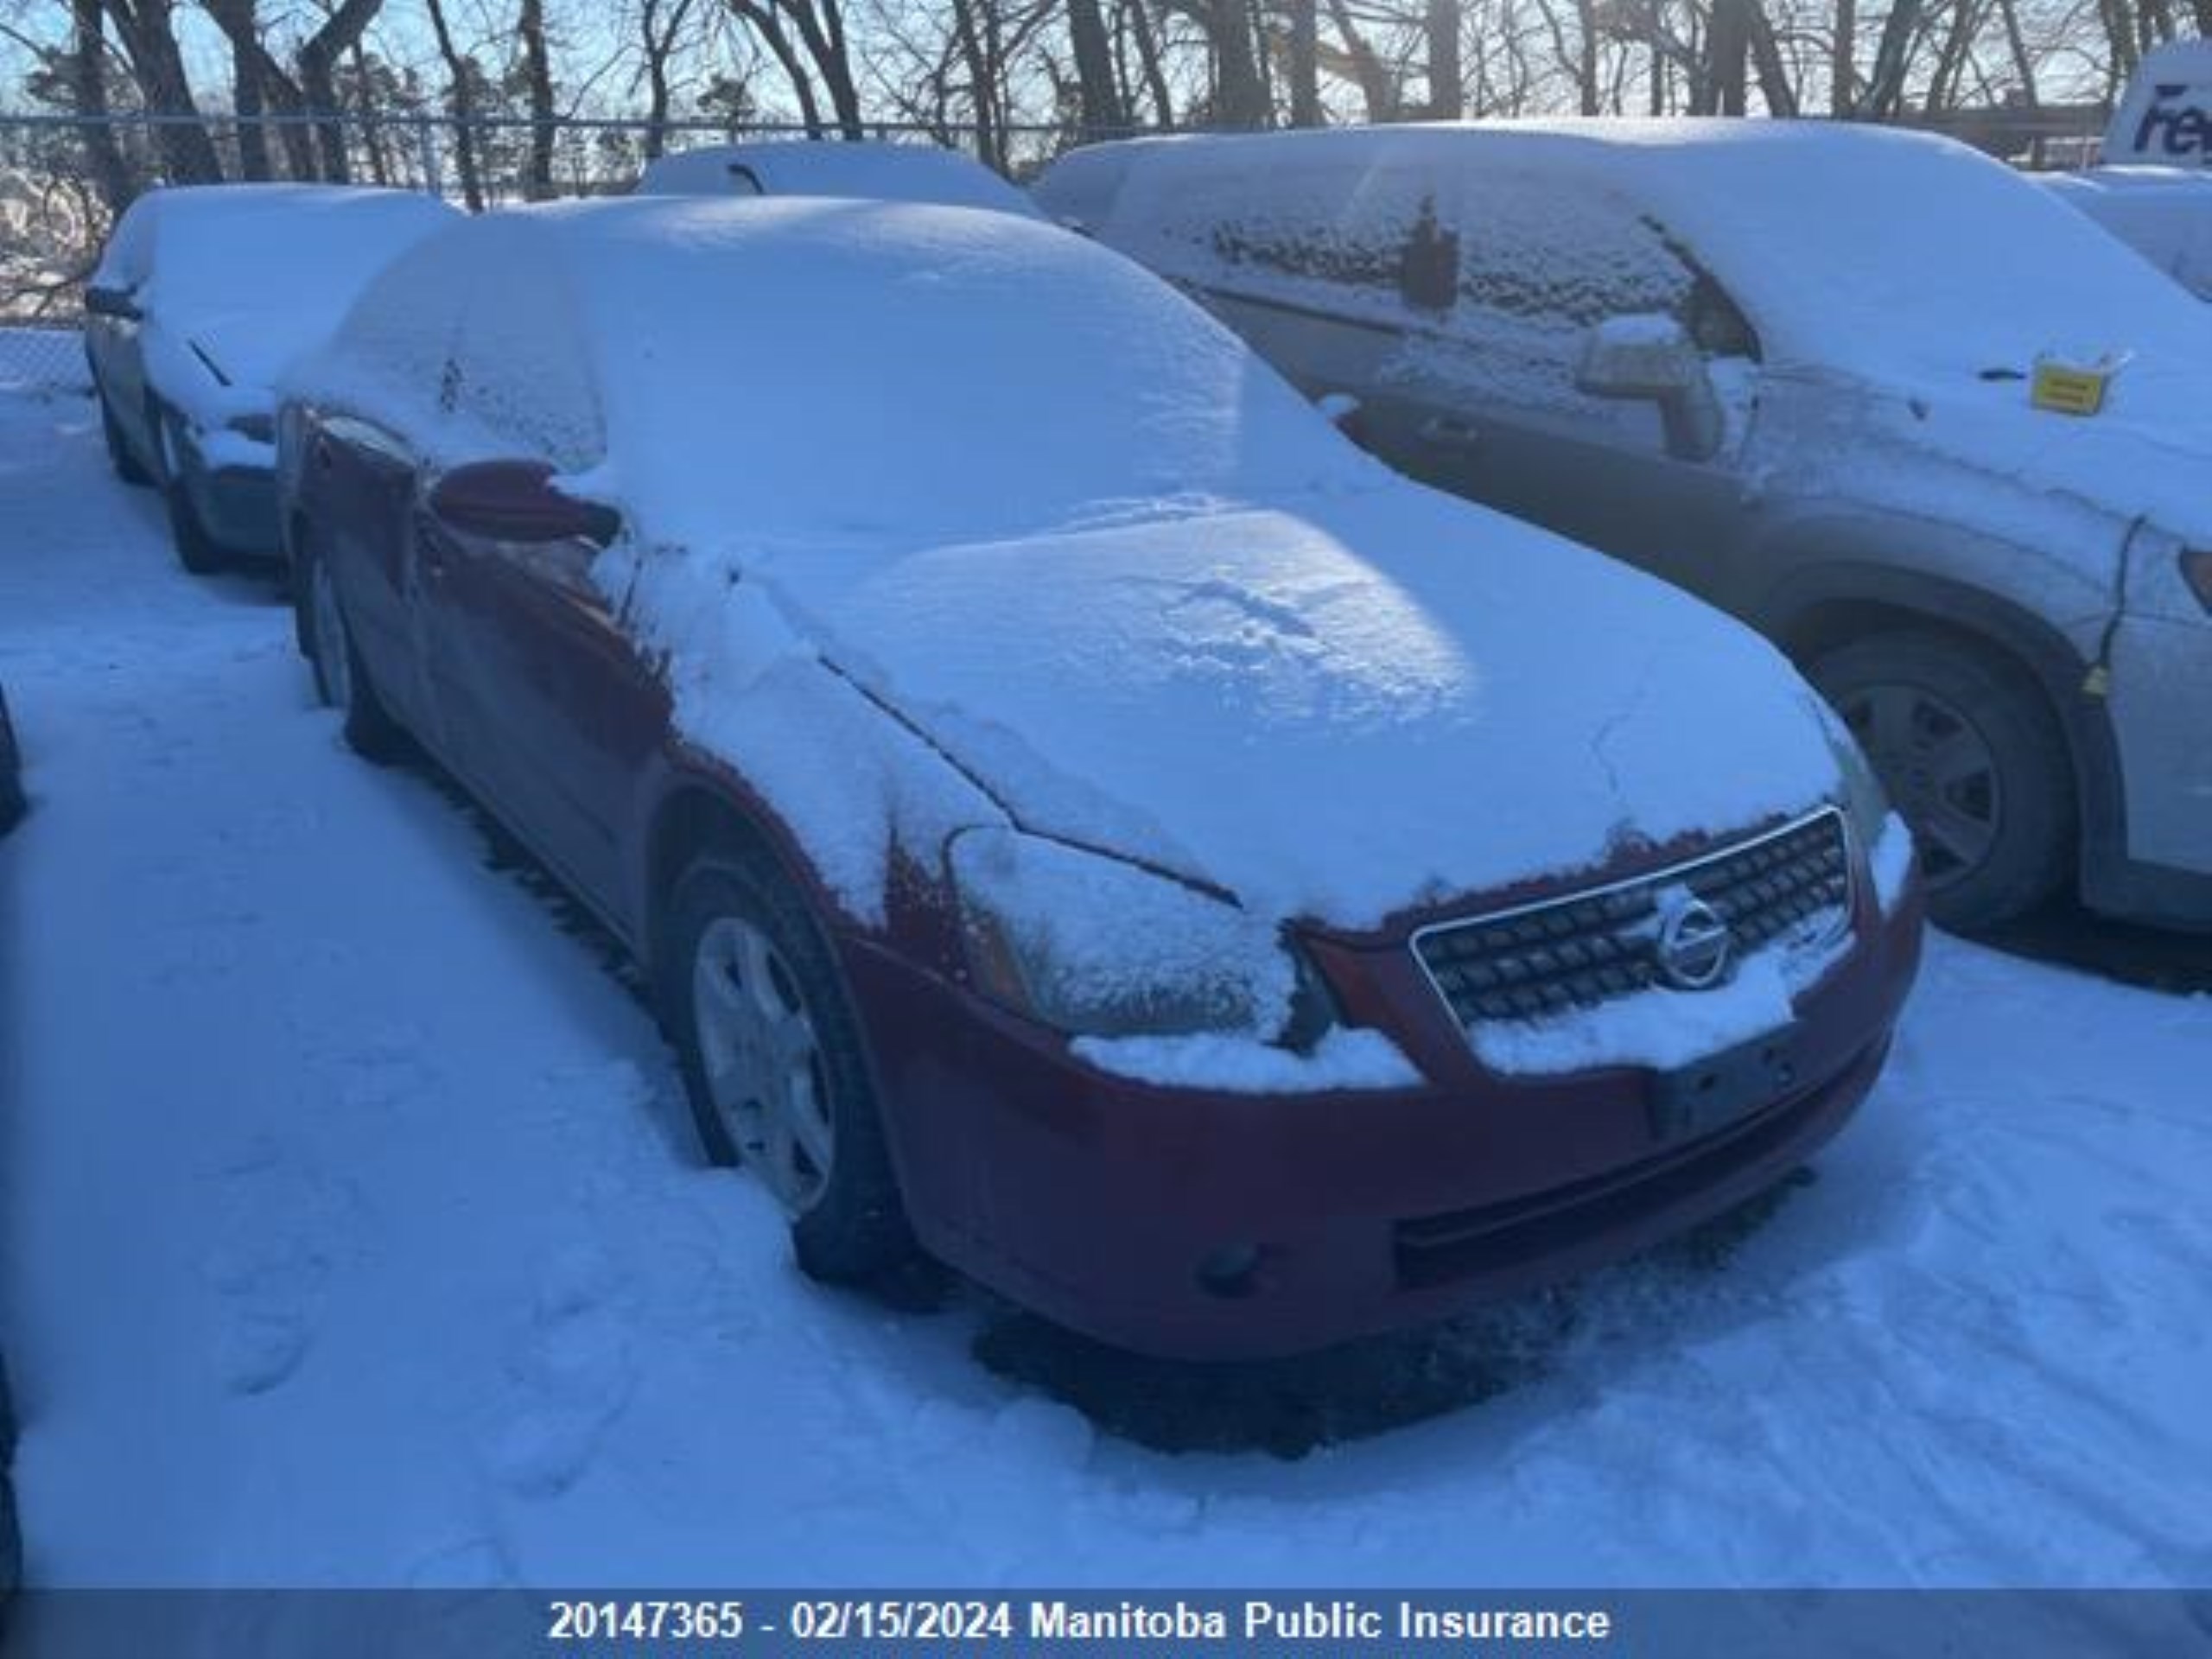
<box><xmin>1808</xmin><ymin>693</ymin><xmax>1891</xmax><ymax>854</ymax></box>
<box><xmin>947</xmin><ymin>826</ymin><xmax>1333</xmax><ymax>1044</ymax></box>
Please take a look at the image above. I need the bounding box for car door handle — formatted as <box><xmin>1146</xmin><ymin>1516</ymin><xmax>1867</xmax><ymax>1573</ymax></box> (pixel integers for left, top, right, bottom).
<box><xmin>1418</xmin><ymin>415</ymin><xmax>1481</xmax><ymax>450</ymax></box>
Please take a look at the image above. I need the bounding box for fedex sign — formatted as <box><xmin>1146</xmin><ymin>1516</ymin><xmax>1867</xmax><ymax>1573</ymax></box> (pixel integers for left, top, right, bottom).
<box><xmin>2107</xmin><ymin>43</ymin><xmax>2212</xmax><ymax>166</ymax></box>
<box><xmin>2134</xmin><ymin>85</ymin><xmax>2212</xmax><ymax>159</ymax></box>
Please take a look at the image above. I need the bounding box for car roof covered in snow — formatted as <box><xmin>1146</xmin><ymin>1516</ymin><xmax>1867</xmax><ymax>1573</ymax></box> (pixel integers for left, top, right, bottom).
<box><xmin>304</xmin><ymin>194</ymin><xmax>1370</xmax><ymax>549</ymax></box>
<box><xmin>634</xmin><ymin>142</ymin><xmax>1045</xmax><ymax>220</ymax></box>
<box><xmin>95</xmin><ymin>184</ymin><xmax>457</xmax><ymax>302</ymax></box>
<box><xmin>1050</xmin><ymin>119</ymin><xmax>2212</xmax><ymax>397</ymax></box>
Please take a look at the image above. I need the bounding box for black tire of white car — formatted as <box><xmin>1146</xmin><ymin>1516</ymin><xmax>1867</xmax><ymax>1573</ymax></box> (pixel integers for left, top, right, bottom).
<box><xmin>659</xmin><ymin>852</ymin><xmax>915</xmax><ymax>1287</ymax></box>
<box><xmin>155</xmin><ymin>409</ymin><xmax>224</xmax><ymax>576</ymax></box>
<box><xmin>299</xmin><ymin>539</ymin><xmax>408</xmax><ymax>764</ymax></box>
<box><xmin>1809</xmin><ymin>631</ymin><xmax>2075</xmax><ymax>933</ymax></box>
<box><xmin>100</xmin><ymin>393</ymin><xmax>149</xmax><ymax>486</ymax></box>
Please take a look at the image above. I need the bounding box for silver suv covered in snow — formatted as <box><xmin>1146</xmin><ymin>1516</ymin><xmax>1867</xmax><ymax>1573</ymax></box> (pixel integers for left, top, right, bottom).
<box><xmin>1037</xmin><ymin>121</ymin><xmax>2212</xmax><ymax>932</ymax></box>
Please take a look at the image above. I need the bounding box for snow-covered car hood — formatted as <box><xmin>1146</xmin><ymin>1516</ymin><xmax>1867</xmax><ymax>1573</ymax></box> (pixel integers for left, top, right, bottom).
<box><xmin>1767</xmin><ymin>358</ymin><xmax>2212</xmax><ymax>567</ymax></box>
<box><xmin>686</xmin><ymin>488</ymin><xmax>1847</xmax><ymax>932</ymax></box>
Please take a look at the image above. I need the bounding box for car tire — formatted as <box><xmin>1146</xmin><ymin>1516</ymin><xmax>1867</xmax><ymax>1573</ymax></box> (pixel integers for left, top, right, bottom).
<box><xmin>1809</xmin><ymin>630</ymin><xmax>2074</xmax><ymax>932</ymax></box>
<box><xmin>99</xmin><ymin>393</ymin><xmax>150</xmax><ymax>486</ymax></box>
<box><xmin>154</xmin><ymin>408</ymin><xmax>225</xmax><ymax>576</ymax></box>
<box><xmin>659</xmin><ymin>849</ymin><xmax>915</xmax><ymax>1286</ymax></box>
<box><xmin>299</xmin><ymin>537</ymin><xmax>407</xmax><ymax>764</ymax></box>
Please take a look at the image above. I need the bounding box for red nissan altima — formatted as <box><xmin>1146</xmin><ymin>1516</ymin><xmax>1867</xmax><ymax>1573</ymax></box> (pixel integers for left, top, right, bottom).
<box><xmin>278</xmin><ymin>196</ymin><xmax>1923</xmax><ymax>1360</ymax></box>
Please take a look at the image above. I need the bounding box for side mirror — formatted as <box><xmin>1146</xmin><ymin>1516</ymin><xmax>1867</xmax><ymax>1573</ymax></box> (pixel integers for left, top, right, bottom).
<box><xmin>429</xmin><ymin>460</ymin><xmax>620</xmax><ymax>547</ymax></box>
<box><xmin>1575</xmin><ymin>315</ymin><xmax>1723</xmax><ymax>463</ymax></box>
<box><xmin>85</xmin><ymin>283</ymin><xmax>141</xmax><ymax>321</ymax></box>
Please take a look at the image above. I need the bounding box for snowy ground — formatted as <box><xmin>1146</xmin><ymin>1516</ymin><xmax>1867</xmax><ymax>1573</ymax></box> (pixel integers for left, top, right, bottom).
<box><xmin>2</xmin><ymin>382</ymin><xmax>2209</xmax><ymax>1592</ymax></box>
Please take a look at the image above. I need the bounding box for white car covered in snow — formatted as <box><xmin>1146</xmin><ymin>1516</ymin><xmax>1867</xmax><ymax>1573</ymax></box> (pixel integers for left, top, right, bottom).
<box><xmin>635</xmin><ymin>140</ymin><xmax>1045</xmax><ymax>220</ymax></box>
<box><xmin>1038</xmin><ymin>121</ymin><xmax>2212</xmax><ymax>933</ymax></box>
<box><xmin>279</xmin><ymin>195</ymin><xmax>1920</xmax><ymax>1358</ymax></box>
<box><xmin>84</xmin><ymin>183</ymin><xmax>458</xmax><ymax>573</ymax></box>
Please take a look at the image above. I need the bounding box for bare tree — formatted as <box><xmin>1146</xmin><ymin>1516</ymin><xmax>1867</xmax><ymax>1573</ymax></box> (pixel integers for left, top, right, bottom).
<box><xmin>724</xmin><ymin>0</ymin><xmax>865</xmax><ymax>135</ymax></box>
<box><xmin>423</xmin><ymin>0</ymin><xmax>486</xmax><ymax>208</ymax></box>
<box><xmin>296</xmin><ymin>0</ymin><xmax>389</xmax><ymax>180</ymax></box>
<box><xmin>1067</xmin><ymin>0</ymin><xmax>1129</xmax><ymax>128</ymax></box>
<box><xmin>100</xmin><ymin>0</ymin><xmax>223</xmax><ymax>181</ymax></box>
<box><xmin>638</xmin><ymin>0</ymin><xmax>702</xmax><ymax>156</ymax></box>
<box><xmin>517</xmin><ymin>0</ymin><xmax>557</xmax><ymax>195</ymax></box>
<box><xmin>1426</xmin><ymin>0</ymin><xmax>1461</xmax><ymax>115</ymax></box>
<box><xmin>65</xmin><ymin>0</ymin><xmax>134</xmax><ymax>207</ymax></box>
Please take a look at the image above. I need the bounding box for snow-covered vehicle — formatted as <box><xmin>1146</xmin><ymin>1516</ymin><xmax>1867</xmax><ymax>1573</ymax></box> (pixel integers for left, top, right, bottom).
<box><xmin>635</xmin><ymin>140</ymin><xmax>1045</xmax><ymax>220</ymax></box>
<box><xmin>279</xmin><ymin>195</ymin><xmax>1920</xmax><ymax>1360</ymax></box>
<box><xmin>1037</xmin><ymin>121</ymin><xmax>2212</xmax><ymax>934</ymax></box>
<box><xmin>84</xmin><ymin>184</ymin><xmax>458</xmax><ymax>574</ymax></box>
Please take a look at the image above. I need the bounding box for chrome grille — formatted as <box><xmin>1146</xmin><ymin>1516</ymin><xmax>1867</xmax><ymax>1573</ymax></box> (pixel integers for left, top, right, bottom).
<box><xmin>1413</xmin><ymin>810</ymin><xmax>1852</xmax><ymax>1028</ymax></box>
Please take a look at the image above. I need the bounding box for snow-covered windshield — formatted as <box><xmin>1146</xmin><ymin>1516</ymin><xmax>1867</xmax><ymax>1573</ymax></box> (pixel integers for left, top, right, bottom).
<box><xmin>532</xmin><ymin>197</ymin><xmax>1380</xmax><ymax>547</ymax></box>
<box><xmin>1596</xmin><ymin>121</ymin><xmax>2212</xmax><ymax>386</ymax></box>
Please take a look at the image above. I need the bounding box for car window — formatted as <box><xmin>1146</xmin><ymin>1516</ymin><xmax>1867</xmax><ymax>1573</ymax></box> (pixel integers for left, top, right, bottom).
<box><xmin>448</xmin><ymin>250</ymin><xmax>605</xmax><ymax>473</ymax></box>
<box><xmin>1395</xmin><ymin>170</ymin><xmax>1757</xmax><ymax>458</ymax></box>
<box><xmin>1120</xmin><ymin>149</ymin><xmax>1462</xmax><ymax>329</ymax></box>
<box><xmin>319</xmin><ymin>230</ymin><xmax>474</xmax><ymax>435</ymax></box>
<box><xmin>1459</xmin><ymin>180</ymin><xmax>1699</xmax><ymax>329</ymax></box>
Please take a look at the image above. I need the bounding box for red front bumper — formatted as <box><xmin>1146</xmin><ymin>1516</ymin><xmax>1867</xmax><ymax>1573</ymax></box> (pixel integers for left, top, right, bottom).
<box><xmin>842</xmin><ymin>881</ymin><xmax>1923</xmax><ymax>1361</ymax></box>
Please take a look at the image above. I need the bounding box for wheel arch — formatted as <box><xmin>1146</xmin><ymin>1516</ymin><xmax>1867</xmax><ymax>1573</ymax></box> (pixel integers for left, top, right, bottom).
<box><xmin>639</xmin><ymin>779</ymin><xmax>835</xmax><ymax>997</ymax></box>
<box><xmin>1758</xmin><ymin>563</ymin><xmax>2127</xmax><ymax>898</ymax></box>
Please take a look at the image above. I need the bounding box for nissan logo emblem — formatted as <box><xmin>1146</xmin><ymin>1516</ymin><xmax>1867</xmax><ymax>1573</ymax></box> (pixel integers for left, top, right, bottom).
<box><xmin>1656</xmin><ymin>899</ymin><xmax>1733</xmax><ymax>990</ymax></box>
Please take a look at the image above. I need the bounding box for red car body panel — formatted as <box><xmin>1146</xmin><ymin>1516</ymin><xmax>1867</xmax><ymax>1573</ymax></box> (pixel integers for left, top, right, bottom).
<box><xmin>285</xmin><ymin>402</ymin><xmax>1924</xmax><ymax>1361</ymax></box>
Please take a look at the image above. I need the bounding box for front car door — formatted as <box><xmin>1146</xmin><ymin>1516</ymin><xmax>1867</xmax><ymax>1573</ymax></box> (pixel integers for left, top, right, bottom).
<box><xmin>1370</xmin><ymin>165</ymin><xmax>1761</xmax><ymax>605</ymax></box>
<box><xmin>415</xmin><ymin>266</ymin><xmax>666</xmax><ymax>922</ymax></box>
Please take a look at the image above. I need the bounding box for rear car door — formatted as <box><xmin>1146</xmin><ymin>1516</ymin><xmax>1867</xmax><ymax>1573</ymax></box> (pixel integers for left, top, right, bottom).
<box><xmin>1381</xmin><ymin>169</ymin><xmax>1758</xmax><ymax>598</ymax></box>
<box><xmin>1120</xmin><ymin>146</ymin><xmax>1465</xmax><ymax>453</ymax></box>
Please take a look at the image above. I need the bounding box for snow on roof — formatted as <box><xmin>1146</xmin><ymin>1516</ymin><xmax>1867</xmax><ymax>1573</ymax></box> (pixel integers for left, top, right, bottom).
<box><xmin>635</xmin><ymin>141</ymin><xmax>1045</xmax><ymax>220</ymax></box>
<box><xmin>328</xmin><ymin>194</ymin><xmax>1372</xmax><ymax>548</ymax></box>
<box><xmin>1073</xmin><ymin>119</ymin><xmax>2212</xmax><ymax>390</ymax></box>
<box><xmin>97</xmin><ymin>183</ymin><xmax>459</xmax><ymax>400</ymax></box>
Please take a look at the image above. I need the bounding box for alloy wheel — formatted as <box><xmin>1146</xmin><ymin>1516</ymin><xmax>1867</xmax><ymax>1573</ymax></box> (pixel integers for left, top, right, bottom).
<box><xmin>690</xmin><ymin>915</ymin><xmax>835</xmax><ymax>1216</ymax></box>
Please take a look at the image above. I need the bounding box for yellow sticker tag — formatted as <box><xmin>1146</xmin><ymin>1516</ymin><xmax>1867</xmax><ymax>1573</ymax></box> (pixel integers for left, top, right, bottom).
<box><xmin>2031</xmin><ymin>359</ymin><xmax>2113</xmax><ymax>417</ymax></box>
